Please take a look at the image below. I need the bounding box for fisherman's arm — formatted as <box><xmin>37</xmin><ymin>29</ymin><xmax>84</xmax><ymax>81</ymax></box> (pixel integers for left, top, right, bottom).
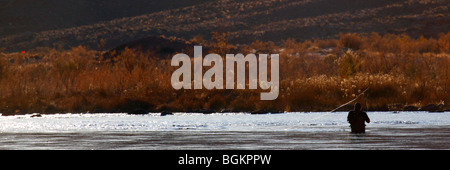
<box><xmin>364</xmin><ymin>113</ymin><xmax>370</xmax><ymax>123</ymax></box>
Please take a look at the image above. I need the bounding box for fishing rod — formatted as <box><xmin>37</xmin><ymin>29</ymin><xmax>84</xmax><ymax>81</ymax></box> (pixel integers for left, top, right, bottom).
<box><xmin>330</xmin><ymin>87</ymin><xmax>369</xmax><ymax>112</ymax></box>
<box><xmin>308</xmin><ymin>87</ymin><xmax>369</xmax><ymax>122</ymax></box>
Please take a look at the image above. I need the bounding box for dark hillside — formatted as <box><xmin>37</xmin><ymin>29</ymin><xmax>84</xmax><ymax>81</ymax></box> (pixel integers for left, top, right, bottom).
<box><xmin>1</xmin><ymin>0</ymin><xmax>449</xmax><ymax>52</ymax></box>
<box><xmin>0</xmin><ymin>0</ymin><xmax>204</xmax><ymax>37</ymax></box>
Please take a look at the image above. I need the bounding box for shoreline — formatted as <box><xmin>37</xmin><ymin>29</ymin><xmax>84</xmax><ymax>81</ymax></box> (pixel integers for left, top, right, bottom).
<box><xmin>1</xmin><ymin>109</ymin><xmax>448</xmax><ymax>117</ymax></box>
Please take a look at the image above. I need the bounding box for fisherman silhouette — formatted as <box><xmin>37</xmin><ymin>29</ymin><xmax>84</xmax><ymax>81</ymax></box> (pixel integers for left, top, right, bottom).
<box><xmin>347</xmin><ymin>102</ymin><xmax>370</xmax><ymax>133</ymax></box>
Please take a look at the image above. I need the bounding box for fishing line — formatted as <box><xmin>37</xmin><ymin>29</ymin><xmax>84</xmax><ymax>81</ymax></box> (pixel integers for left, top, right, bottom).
<box><xmin>330</xmin><ymin>87</ymin><xmax>369</xmax><ymax>112</ymax></box>
<box><xmin>308</xmin><ymin>87</ymin><xmax>369</xmax><ymax>122</ymax></box>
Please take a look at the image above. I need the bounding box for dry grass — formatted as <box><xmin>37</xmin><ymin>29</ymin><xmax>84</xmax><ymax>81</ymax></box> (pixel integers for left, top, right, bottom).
<box><xmin>278</xmin><ymin>32</ymin><xmax>450</xmax><ymax>111</ymax></box>
<box><xmin>0</xmin><ymin>32</ymin><xmax>449</xmax><ymax>114</ymax></box>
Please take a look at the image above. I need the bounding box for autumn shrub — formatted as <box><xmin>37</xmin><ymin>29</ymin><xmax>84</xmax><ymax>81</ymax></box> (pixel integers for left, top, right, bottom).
<box><xmin>0</xmin><ymin>32</ymin><xmax>449</xmax><ymax>114</ymax></box>
<box><xmin>228</xmin><ymin>98</ymin><xmax>253</xmax><ymax>112</ymax></box>
<box><xmin>204</xmin><ymin>94</ymin><xmax>225</xmax><ymax>111</ymax></box>
<box><xmin>0</xmin><ymin>55</ymin><xmax>8</xmax><ymax>80</ymax></box>
<box><xmin>339</xmin><ymin>33</ymin><xmax>362</xmax><ymax>50</ymax></box>
<box><xmin>438</xmin><ymin>32</ymin><xmax>450</xmax><ymax>53</ymax></box>
<box><xmin>337</xmin><ymin>50</ymin><xmax>361</xmax><ymax>78</ymax></box>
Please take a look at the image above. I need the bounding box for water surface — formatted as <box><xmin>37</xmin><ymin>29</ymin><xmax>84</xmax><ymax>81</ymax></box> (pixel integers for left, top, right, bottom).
<box><xmin>0</xmin><ymin>112</ymin><xmax>448</xmax><ymax>149</ymax></box>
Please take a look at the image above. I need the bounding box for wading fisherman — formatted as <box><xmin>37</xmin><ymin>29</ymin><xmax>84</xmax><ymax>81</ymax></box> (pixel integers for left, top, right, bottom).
<box><xmin>347</xmin><ymin>102</ymin><xmax>370</xmax><ymax>133</ymax></box>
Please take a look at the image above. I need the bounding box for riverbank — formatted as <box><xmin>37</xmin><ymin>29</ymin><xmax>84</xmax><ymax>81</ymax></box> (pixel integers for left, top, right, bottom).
<box><xmin>0</xmin><ymin>33</ymin><xmax>449</xmax><ymax>115</ymax></box>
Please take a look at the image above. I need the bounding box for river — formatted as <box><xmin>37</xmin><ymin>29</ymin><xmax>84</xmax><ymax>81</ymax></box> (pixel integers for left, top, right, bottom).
<box><xmin>0</xmin><ymin>112</ymin><xmax>448</xmax><ymax>149</ymax></box>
